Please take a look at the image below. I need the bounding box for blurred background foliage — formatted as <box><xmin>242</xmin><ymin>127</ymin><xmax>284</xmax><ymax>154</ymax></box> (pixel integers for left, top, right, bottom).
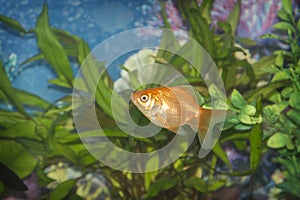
<box><xmin>0</xmin><ymin>0</ymin><xmax>299</xmax><ymax>199</ymax></box>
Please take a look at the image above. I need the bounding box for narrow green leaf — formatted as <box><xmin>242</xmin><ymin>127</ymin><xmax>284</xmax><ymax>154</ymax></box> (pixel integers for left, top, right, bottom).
<box><xmin>188</xmin><ymin>8</ymin><xmax>216</xmax><ymax>56</ymax></box>
<box><xmin>160</xmin><ymin>2</ymin><xmax>172</xmax><ymax>29</ymax></box>
<box><xmin>249</xmin><ymin>123</ymin><xmax>262</xmax><ymax>171</ymax></box>
<box><xmin>199</xmin><ymin>0</ymin><xmax>214</xmax><ymax>24</ymax></box>
<box><xmin>277</xmin><ymin>182</ymin><xmax>300</xmax><ymax>197</ymax></box>
<box><xmin>248</xmin><ymin>94</ymin><xmax>263</xmax><ymax>171</ymax></box>
<box><xmin>144</xmin><ymin>158</ymin><xmax>159</xmax><ymax>190</ymax></box>
<box><xmin>245</xmin><ymin>80</ymin><xmax>291</xmax><ymax>101</ymax></box>
<box><xmin>48</xmin><ymin>78</ymin><xmax>72</xmax><ymax>88</ymax></box>
<box><xmin>252</xmin><ymin>55</ymin><xmax>276</xmax><ymax>76</ymax></box>
<box><xmin>0</xmin><ymin>89</ymin><xmax>50</xmax><ymax>109</ymax></box>
<box><xmin>0</xmin><ymin>109</ymin><xmax>27</xmax><ymax>127</ymax></box>
<box><xmin>49</xmin><ymin>179</ymin><xmax>77</xmax><ymax>200</ymax></box>
<box><xmin>145</xmin><ymin>177</ymin><xmax>177</xmax><ymax>199</ymax></box>
<box><xmin>0</xmin><ymin>120</ymin><xmax>39</xmax><ymax>140</ymax></box>
<box><xmin>184</xmin><ymin>177</ymin><xmax>206</xmax><ymax>193</ymax></box>
<box><xmin>212</xmin><ymin>141</ymin><xmax>231</xmax><ymax>168</ymax></box>
<box><xmin>208</xmin><ymin>180</ymin><xmax>226</xmax><ymax>191</ymax></box>
<box><xmin>0</xmin><ymin>14</ymin><xmax>26</xmax><ymax>33</ymax></box>
<box><xmin>35</xmin><ymin>4</ymin><xmax>73</xmax><ymax>84</ymax></box>
<box><xmin>227</xmin><ymin>0</ymin><xmax>241</xmax><ymax>36</ymax></box>
<box><xmin>156</xmin><ymin>29</ymin><xmax>180</xmax><ymax>61</ymax></box>
<box><xmin>237</xmin><ymin>37</ymin><xmax>256</xmax><ymax>46</ymax></box>
<box><xmin>261</xmin><ymin>34</ymin><xmax>281</xmax><ymax>40</ymax></box>
<box><xmin>0</xmin><ymin>61</ymin><xmax>30</xmax><ymax>118</ymax></box>
<box><xmin>20</xmin><ymin>53</ymin><xmax>44</xmax><ymax>65</ymax></box>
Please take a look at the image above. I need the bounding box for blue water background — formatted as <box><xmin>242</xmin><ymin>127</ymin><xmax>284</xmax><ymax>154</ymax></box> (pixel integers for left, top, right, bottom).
<box><xmin>0</xmin><ymin>0</ymin><xmax>158</xmax><ymax>103</ymax></box>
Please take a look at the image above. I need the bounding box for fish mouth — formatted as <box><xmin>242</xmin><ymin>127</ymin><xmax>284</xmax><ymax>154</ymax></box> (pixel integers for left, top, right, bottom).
<box><xmin>129</xmin><ymin>93</ymin><xmax>135</xmax><ymax>103</ymax></box>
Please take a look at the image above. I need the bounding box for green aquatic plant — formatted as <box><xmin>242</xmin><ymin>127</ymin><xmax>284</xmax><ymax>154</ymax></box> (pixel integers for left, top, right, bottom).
<box><xmin>1</xmin><ymin>0</ymin><xmax>292</xmax><ymax>199</ymax></box>
<box><xmin>258</xmin><ymin>1</ymin><xmax>300</xmax><ymax>198</ymax></box>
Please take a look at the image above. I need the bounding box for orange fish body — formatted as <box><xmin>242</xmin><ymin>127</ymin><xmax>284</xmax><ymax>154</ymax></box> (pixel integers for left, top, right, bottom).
<box><xmin>130</xmin><ymin>86</ymin><xmax>225</xmax><ymax>140</ymax></box>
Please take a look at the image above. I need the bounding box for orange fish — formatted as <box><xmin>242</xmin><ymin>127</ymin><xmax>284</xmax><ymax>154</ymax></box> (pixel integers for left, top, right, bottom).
<box><xmin>130</xmin><ymin>86</ymin><xmax>226</xmax><ymax>140</ymax></box>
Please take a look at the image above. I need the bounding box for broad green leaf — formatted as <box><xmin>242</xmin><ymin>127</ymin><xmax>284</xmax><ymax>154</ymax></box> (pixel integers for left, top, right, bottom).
<box><xmin>231</xmin><ymin>89</ymin><xmax>247</xmax><ymax>109</ymax></box>
<box><xmin>145</xmin><ymin>177</ymin><xmax>177</xmax><ymax>199</ymax></box>
<box><xmin>49</xmin><ymin>179</ymin><xmax>77</xmax><ymax>200</ymax></box>
<box><xmin>0</xmin><ymin>140</ymin><xmax>37</xmax><ymax>178</ymax></box>
<box><xmin>0</xmin><ymin>61</ymin><xmax>30</xmax><ymax>118</ymax></box>
<box><xmin>282</xmin><ymin>0</ymin><xmax>293</xmax><ymax>16</ymax></box>
<box><xmin>241</xmin><ymin>105</ymin><xmax>256</xmax><ymax>116</ymax></box>
<box><xmin>267</xmin><ymin>132</ymin><xmax>289</xmax><ymax>148</ymax></box>
<box><xmin>289</xmin><ymin>92</ymin><xmax>300</xmax><ymax>110</ymax></box>
<box><xmin>263</xmin><ymin>105</ymin><xmax>280</xmax><ymax>124</ymax></box>
<box><xmin>35</xmin><ymin>4</ymin><xmax>73</xmax><ymax>84</ymax></box>
<box><xmin>281</xmin><ymin>87</ymin><xmax>294</xmax><ymax>98</ymax></box>
<box><xmin>277</xmin><ymin>9</ymin><xmax>290</xmax><ymax>21</ymax></box>
<box><xmin>0</xmin><ymin>14</ymin><xmax>26</xmax><ymax>33</ymax></box>
<box><xmin>275</xmin><ymin>53</ymin><xmax>284</xmax><ymax>67</ymax></box>
<box><xmin>273</xmin><ymin>22</ymin><xmax>295</xmax><ymax>33</ymax></box>
<box><xmin>271</xmin><ymin>70</ymin><xmax>290</xmax><ymax>82</ymax></box>
<box><xmin>287</xmin><ymin>110</ymin><xmax>300</xmax><ymax>126</ymax></box>
<box><xmin>279</xmin><ymin>101</ymin><xmax>289</xmax><ymax>112</ymax></box>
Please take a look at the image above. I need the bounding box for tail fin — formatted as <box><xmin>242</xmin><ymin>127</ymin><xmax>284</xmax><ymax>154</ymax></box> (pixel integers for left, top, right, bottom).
<box><xmin>198</xmin><ymin>107</ymin><xmax>227</xmax><ymax>151</ymax></box>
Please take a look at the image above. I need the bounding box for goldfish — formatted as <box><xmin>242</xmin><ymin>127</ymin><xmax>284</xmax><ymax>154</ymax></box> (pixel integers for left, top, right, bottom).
<box><xmin>130</xmin><ymin>86</ymin><xmax>226</xmax><ymax>141</ymax></box>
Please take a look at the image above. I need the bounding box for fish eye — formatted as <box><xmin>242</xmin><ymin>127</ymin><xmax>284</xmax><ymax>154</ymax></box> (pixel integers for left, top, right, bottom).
<box><xmin>140</xmin><ymin>94</ymin><xmax>149</xmax><ymax>102</ymax></box>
